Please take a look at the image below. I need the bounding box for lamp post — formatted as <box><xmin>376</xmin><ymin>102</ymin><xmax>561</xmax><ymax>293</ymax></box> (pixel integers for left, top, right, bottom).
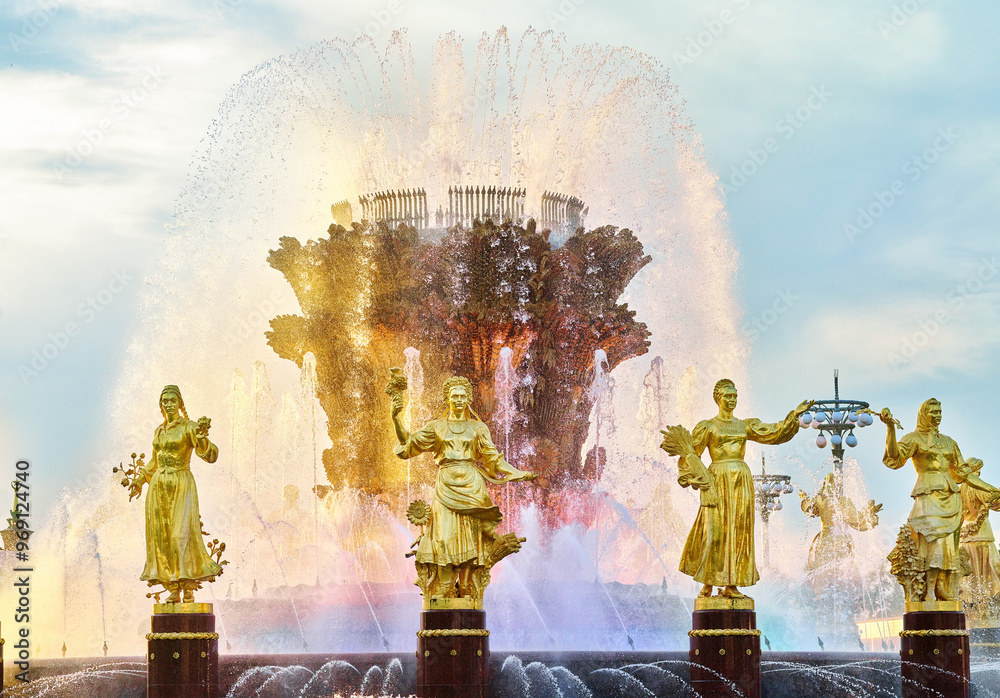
<box><xmin>753</xmin><ymin>456</ymin><xmax>793</xmax><ymax>569</ymax></box>
<box><xmin>799</xmin><ymin>369</ymin><xmax>873</xmax><ymax>495</ymax></box>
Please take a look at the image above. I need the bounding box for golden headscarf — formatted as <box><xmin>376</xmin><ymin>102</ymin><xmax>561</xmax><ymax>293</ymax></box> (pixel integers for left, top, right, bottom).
<box><xmin>915</xmin><ymin>398</ymin><xmax>941</xmax><ymax>434</ymax></box>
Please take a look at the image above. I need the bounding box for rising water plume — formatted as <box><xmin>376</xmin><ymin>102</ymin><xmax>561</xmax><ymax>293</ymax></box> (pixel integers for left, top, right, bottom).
<box><xmin>22</xmin><ymin>28</ymin><xmax>755</xmax><ymax>655</ymax></box>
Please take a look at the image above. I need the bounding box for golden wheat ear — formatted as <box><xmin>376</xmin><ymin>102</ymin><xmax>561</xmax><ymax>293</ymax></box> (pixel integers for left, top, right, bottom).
<box><xmin>660</xmin><ymin>424</ymin><xmax>694</xmax><ymax>456</ymax></box>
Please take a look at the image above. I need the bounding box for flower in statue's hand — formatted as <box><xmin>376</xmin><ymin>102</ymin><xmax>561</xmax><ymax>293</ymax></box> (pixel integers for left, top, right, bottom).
<box><xmin>386</xmin><ymin>367</ymin><xmax>408</xmax><ymax>396</ymax></box>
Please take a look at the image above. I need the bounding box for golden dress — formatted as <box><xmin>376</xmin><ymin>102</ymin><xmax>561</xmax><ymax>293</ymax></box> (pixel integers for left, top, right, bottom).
<box><xmin>678</xmin><ymin>412</ymin><xmax>799</xmax><ymax>587</ymax></box>
<box><xmin>140</xmin><ymin>419</ymin><xmax>222</xmax><ymax>585</ymax></box>
<box><xmin>883</xmin><ymin>414</ymin><xmax>971</xmax><ymax>574</ymax></box>
<box><xmin>801</xmin><ymin>479</ymin><xmax>876</xmax><ymax>574</ymax></box>
<box><xmin>395</xmin><ymin>418</ymin><xmax>531</xmax><ymax>568</ymax></box>
<box><xmin>961</xmin><ymin>482</ymin><xmax>1000</xmax><ymax>596</ymax></box>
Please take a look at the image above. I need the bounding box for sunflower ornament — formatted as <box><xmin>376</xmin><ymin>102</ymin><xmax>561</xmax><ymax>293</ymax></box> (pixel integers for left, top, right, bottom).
<box><xmin>405</xmin><ymin>499</ymin><xmax>430</xmax><ymax>557</ymax></box>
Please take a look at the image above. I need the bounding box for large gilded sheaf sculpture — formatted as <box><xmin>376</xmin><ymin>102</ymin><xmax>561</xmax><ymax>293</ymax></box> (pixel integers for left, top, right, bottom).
<box><xmin>126</xmin><ymin>385</ymin><xmax>225</xmax><ymax>603</ymax></box>
<box><xmin>660</xmin><ymin>378</ymin><xmax>813</xmax><ymax>599</ymax></box>
<box><xmin>882</xmin><ymin>399</ymin><xmax>999</xmax><ymax>604</ymax></box>
<box><xmin>390</xmin><ymin>374</ymin><xmax>537</xmax><ymax>607</ymax></box>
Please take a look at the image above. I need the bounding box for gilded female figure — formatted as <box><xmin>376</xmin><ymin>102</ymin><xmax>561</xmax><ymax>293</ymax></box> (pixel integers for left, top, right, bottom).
<box><xmin>881</xmin><ymin>399</ymin><xmax>998</xmax><ymax>601</ymax></box>
<box><xmin>391</xmin><ymin>376</ymin><xmax>536</xmax><ymax>604</ymax></box>
<box><xmin>800</xmin><ymin>472</ymin><xmax>881</xmax><ymax>577</ymax></box>
<box><xmin>129</xmin><ymin>385</ymin><xmax>222</xmax><ymax>603</ymax></box>
<box><xmin>960</xmin><ymin>458</ymin><xmax>1000</xmax><ymax>611</ymax></box>
<box><xmin>661</xmin><ymin>379</ymin><xmax>812</xmax><ymax>599</ymax></box>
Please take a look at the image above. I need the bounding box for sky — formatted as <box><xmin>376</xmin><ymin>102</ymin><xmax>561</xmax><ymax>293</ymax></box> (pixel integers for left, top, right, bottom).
<box><xmin>2</xmin><ymin>0</ymin><xmax>999</xmax><ymax>548</ymax></box>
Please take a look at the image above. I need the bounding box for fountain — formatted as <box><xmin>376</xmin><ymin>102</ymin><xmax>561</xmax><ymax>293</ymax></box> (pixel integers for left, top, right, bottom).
<box><xmin>13</xmin><ymin>26</ymin><xmax>1000</xmax><ymax>698</ymax></box>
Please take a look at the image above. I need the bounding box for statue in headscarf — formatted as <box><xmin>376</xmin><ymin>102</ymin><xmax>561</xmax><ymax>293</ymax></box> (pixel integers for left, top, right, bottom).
<box><xmin>882</xmin><ymin>399</ymin><xmax>999</xmax><ymax>602</ymax></box>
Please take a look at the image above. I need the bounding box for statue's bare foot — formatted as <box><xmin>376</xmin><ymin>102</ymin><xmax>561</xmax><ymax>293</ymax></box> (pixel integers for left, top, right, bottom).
<box><xmin>182</xmin><ymin>589</ymin><xmax>194</xmax><ymax>603</ymax></box>
<box><xmin>698</xmin><ymin>585</ymin><xmax>713</xmax><ymax>598</ymax></box>
<box><xmin>166</xmin><ymin>589</ymin><xmax>181</xmax><ymax>604</ymax></box>
<box><xmin>720</xmin><ymin>586</ymin><xmax>746</xmax><ymax>598</ymax></box>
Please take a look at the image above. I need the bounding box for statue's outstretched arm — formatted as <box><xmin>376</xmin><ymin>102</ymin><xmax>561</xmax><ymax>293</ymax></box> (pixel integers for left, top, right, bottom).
<box><xmin>880</xmin><ymin>408</ymin><xmax>908</xmax><ymax>469</ymax></box>
<box><xmin>193</xmin><ymin>417</ymin><xmax>219</xmax><ymax>463</ymax></box>
<box><xmin>390</xmin><ymin>393</ymin><xmax>410</xmax><ymax>445</ymax></box>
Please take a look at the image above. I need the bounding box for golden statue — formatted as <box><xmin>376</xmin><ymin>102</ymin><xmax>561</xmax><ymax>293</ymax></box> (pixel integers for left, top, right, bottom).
<box><xmin>660</xmin><ymin>378</ymin><xmax>813</xmax><ymax>600</ymax></box>
<box><xmin>800</xmin><ymin>472</ymin><xmax>882</xmax><ymax>576</ymax></box>
<box><xmin>881</xmin><ymin>399</ymin><xmax>999</xmax><ymax>604</ymax></box>
<box><xmin>390</xmin><ymin>374</ymin><xmax>536</xmax><ymax>608</ymax></box>
<box><xmin>127</xmin><ymin>385</ymin><xmax>225</xmax><ymax>603</ymax></box>
<box><xmin>960</xmin><ymin>457</ymin><xmax>1000</xmax><ymax>619</ymax></box>
<box><xmin>799</xmin><ymin>472</ymin><xmax>882</xmax><ymax>646</ymax></box>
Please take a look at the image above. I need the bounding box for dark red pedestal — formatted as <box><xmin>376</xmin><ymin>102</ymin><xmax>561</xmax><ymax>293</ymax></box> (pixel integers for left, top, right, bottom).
<box><xmin>689</xmin><ymin>609</ymin><xmax>760</xmax><ymax>698</ymax></box>
<box><xmin>900</xmin><ymin>611</ymin><xmax>970</xmax><ymax>698</ymax></box>
<box><xmin>147</xmin><ymin>606</ymin><xmax>219</xmax><ymax>698</ymax></box>
<box><xmin>416</xmin><ymin>609</ymin><xmax>489</xmax><ymax>698</ymax></box>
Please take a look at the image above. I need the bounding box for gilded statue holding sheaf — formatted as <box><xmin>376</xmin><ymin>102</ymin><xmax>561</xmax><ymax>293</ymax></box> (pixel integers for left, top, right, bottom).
<box><xmin>660</xmin><ymin>378</ymin><xmax>813</xmax><ymax>600</ymax></box>
<box><xmin>389</xmin><ymin>373</ymin><xmax>537</xmax><ymax>608</ymax></box>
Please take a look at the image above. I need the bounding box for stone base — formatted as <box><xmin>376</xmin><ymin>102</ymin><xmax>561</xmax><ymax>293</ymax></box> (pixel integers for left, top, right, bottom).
<box><xmin>148</xmin><ymin>604</ymin><xmax>219</xmax><ymax>698</ymax></box>
<box><xmin>416</xmin><ymin>609</ymin><xmax>489</xmax><ymax>698</ymax></box>
<box><xmin>689</xmin><ymin>607</ymin><xmax>760</xmax><ymax>698</ymax></box>
<box><xmin>900</xmin><ymin>610</ymin><xmax>970</xmax><ymax>698</ymax></box>
<box><xmin>969</xmin><ymin>625</ymin><xmax>1000</xmax><ymax>660</ymax></box>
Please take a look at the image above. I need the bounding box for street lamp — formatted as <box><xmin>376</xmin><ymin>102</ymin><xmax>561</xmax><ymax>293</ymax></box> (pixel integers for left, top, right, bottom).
<box><xmin>754</xmin><ymin>455</ymin><xmax>793</xmax><ymax>569</ymax></box>
<box><xmin>800</xmin><ymin>369</ymin><xmax>872</xmax><ymax>494</ymax></box>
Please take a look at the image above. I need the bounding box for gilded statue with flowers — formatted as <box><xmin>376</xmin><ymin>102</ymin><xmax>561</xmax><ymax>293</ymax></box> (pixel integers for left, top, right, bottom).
<box><xmin>117</xmin><ymin>385</ymin><xmax>228</xmax><ymax>603</ymax></box>
<box><xmin>388</xmin><ymin>371</ymin><xmax>536</xmax><ymax>608</ymax></box>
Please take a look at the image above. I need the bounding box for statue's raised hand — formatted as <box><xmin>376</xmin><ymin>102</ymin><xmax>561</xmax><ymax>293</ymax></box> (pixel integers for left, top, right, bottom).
<box><xmin>391</xmin><ymin>393</ymin><xmax>405</xmax><ymax>418</ymax></box>
<box><xmin>795</xmin><ymin>399</ymin><xmax>816</xmax><ymax>416</ymax></box>
<box><xmin>128</xmin><ymin>478</ymin><xmax>143</xmax><ymax>501</ymax></box>
<box><xmin>196</xmin><ymin>416</ymin><xmax>212</xmax><ymax>437</ymax></box>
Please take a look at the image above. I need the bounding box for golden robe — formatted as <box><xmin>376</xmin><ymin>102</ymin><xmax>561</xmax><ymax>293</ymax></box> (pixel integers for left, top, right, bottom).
<box><xmin>395</xmin><ymin>418</ymin><xmax>531</xmax><ymax>568</ymax></box>
<box><xmin>678</xmin><ymin>412</ymin><xmax>799</xmax><ymax>587</ymax></box>
<box><xmin>884</xmin><ymin>426</ymin><xmax>971</xmax><ymax>572</ymax></box>
<box><xmin>961</xmin><ymin>483</ymin><xmax>1000</xmax><ymax>596</ymax></box>
<box><xmin>140</xmin><ymin>420</ymin><xmax>222</xmax><ymax>585</ymax></box>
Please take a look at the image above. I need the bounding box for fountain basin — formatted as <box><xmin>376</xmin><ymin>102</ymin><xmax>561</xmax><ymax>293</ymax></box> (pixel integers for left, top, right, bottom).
<box><xmin>11</xmin><ymin>650</ymin><xmax>1000</xmax><ymax>696</ymax></box>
